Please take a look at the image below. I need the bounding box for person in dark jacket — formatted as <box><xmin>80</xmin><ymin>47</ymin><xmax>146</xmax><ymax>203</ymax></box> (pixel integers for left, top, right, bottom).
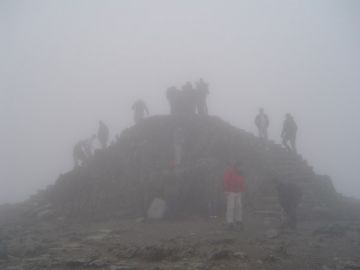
<box><xmin>255</xmin><ymin>108</ymin><xmax>269</xmax><ymax>140</ymax></box>
<box><xmin>273</xmin><ymin>178</ymin><xmax>302</xmax><ymax>229</ymax></box>
<box><xmin>224</xmin><ymin>162</ymin><xmax>245</xmax><ymax>230</ymax></box>
<box><xmin>281</xmin><ymin>113</ymin><xmax>297</xmax><ymax>153</ymax></box>
<box><xmin>195</xmin><ymin>78</ymin><xmax>210</xmax><ymax>115</ymax></box>
<box><xmin>132</xmin><ymin>99</ymin><xmax>149</xmax><ymax>124</ymax></box>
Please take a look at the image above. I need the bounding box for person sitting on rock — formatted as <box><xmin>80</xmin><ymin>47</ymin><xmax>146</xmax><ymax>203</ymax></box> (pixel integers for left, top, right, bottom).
<box><xmin>273</xmin><ymin>178</ymin><xmax>302</xmax><ymax>229</ymax></box>
<box><xmin>132</xmin><ymin>99</ymin><xmax>149</xmax><ymax>124</ymax></box>
<box><xmin>224</xmin><ymin>162</ymin><xmax>245</xmax><ymax>230</ymax></box>
<box><xmin>281</xmin><ymin>113</ymin><xmax>297</xmax><ymax>153</ymax></box>
<box><xmin>97</xmin><ymin>120</ymin><xmax>109</xmax><ymax>149</ymax></box>
<box><xmin>255</xmin><ymin>108</ymin><xmax>269</xmax><ymax>140</ymax></box>
<box><xmin>195</xmin><ymin>78</ymin><xmax>210</xmax><ymax>115</ymax></box>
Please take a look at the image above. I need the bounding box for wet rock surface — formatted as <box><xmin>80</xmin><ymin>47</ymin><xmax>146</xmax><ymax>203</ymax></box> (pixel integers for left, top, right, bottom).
<box><xmin>0</xmin><ymin>217</ymin><xmax>359</xmax><ymax>270</ymax></box>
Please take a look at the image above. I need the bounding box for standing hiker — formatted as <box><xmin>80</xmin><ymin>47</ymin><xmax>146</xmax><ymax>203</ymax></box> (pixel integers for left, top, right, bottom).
<box><xmin>98</xmin><ymin>120</ymin><xmax>109</xmax><ymax>149</ymax></box>
<box><xmin>281</xmin><ymin>113</ymin><xmax>297</xmax><ymax>153</ymax></box>
<box><xmin>166</xmin><ymin>86</ymin><xmax>180</xmax><ymax>115</ymax></box>
<box><xmin>132</xmin><ymin>99</ymin><xmax>149</xmax><ymax>124</ymax></box>
<box><xmin>273</xmin><ymin>178</ymin><xmax>302</xmax><ymax>229</ymax></box>
<box><xmin>224</xmin><ymin>162</ymin><xmax>245</xmax><ymax>230</ymax></box>
<box><xmin>255</xmin><ymin>108</ymin><xmax>269</xmax><ymax>140</ymax></box>
<box><xmin>195</xmin><ymin>78</ymin><xmax>210</xmax><ymax>115</ymax></box>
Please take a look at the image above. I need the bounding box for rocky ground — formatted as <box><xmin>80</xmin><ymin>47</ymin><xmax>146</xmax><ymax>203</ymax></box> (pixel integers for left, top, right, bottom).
<box><xmin>1</xmin><ymin>213</ymin><xmax>360</xmax><ymax>270</ymax></box>
<box><xmin>2</xmin><ymin>115</ymin><xmax>359</xmax><ymax>269</ymax></box>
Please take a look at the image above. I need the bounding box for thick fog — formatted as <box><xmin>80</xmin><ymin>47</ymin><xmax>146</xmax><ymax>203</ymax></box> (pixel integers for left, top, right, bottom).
<box><xmin>1</xmin><ymin>0</ymin><xmax>359</xmax><ymax>203</ymax></box>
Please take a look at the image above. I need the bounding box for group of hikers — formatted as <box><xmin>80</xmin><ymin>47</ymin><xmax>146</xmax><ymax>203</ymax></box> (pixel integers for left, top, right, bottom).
<box><xmin>72</xmin><ymin>79</ymin><xmax>303</xmax><ymax>230</ymax></box>
<box><xmin>226</xmin><ymin>109</ymin><xmax>300</xmax><ymax>231</ymax></box>
<box><xmin>255</xmin><ymin>108</ymin><xmax>298</xmax><ymax>153</ymax></box>
<box><xmin>73</xmin><ymin>121</ymin><xmax>109</xmax><ymax>167</ymax></box>
<box><xmin>167</xmin><ymin>78</ymin><xmax>210</xmax><ymax>116</ymax></box>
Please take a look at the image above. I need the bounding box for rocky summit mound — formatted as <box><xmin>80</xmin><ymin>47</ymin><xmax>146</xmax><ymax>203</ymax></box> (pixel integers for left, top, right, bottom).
<box><xmin>1</xmin><ymin>115</ymin><xmax>360</xmax><ymax>270</ymax></box>
<box><xmin>22</xmin><ymin>114</ymin><xmax>343</xmax><ymax>222</ymax></box>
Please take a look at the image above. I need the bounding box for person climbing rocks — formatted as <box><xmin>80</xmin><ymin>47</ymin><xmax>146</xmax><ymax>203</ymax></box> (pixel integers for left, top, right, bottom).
<box><xmin>281</xmin><ymin>113</ymin><xmax>297</xmax><ymax>153</ymax></box>
<box><xmin>97</xmin><ymin>120</ymin><xmax>109</xmax><ymax>149</ymax></box>
<box><xmin>224</xmin><ymin>162</ymin><xmax>245</xmax><ymax>230</ymax></box>
<box><xmin>132</xmin><ymin>99</ymin><xmax>149</xmax><ymax>124</ymax></box>
<box><xmin>255</xmin><ymin>108</ymin><xmax>269</xmax><ymax>140</ymax></box>
<box><xmin>73</xmin><ymin>140</ymin><xmax>87</xmax><ymax>167</ymax></box>
<box><xmin>195</xmin><ymin>78</ymin><xmax>210</xmax><ymax>115</ymax></box>
<box><xmin>83</xmin><ymin>134</ymin><xmax>96</xmax><ymax>158</ymax></box>
<box><xmin>273</xmin><ymin>178</ymin><xmax>302</xmax><ymax>229</ymax></box>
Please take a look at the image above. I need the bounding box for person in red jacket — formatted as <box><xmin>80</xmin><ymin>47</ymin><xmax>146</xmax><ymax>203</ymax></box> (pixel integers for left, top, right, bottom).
<box><xmin>224</xmin><ymin>162</ymin><xmax>245</xmax><ymax>230</ymax></box>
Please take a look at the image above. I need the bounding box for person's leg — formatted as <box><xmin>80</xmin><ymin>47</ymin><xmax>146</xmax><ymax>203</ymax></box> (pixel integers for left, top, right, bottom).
<box><xmin>234</xmin><ymin>193</ymin><xmax>243</xmax><ymax>229</ymax></box>
<box><xmin>283</xmin><ymin>137</ymin><xmax>291</xmax><ymax>152</ymax></box>
<box><xmin>226</xmin><ymin>192</ymin><xmax>235</xmax><ymax>225</ymax></box>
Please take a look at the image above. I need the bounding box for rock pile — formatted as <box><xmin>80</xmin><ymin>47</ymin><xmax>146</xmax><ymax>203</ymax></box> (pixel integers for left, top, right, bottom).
<box><xmin>26</xmin><ymin>115</ymin><xmax>340</xmax><ymax>221</ymax></box>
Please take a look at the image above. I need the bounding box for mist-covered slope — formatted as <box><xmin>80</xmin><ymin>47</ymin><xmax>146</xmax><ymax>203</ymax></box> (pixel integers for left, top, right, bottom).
<box><xmin>25</xmin><ymin>114</ymin><xmax>340</xmax><ymax>221</ymax></box>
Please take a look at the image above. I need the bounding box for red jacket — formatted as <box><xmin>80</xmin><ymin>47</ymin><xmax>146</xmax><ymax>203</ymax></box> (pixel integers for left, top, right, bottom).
<box><xmin>224</xmin><ymin>167</ymin><xmax>244</xmax><ymax>192</ymax></box>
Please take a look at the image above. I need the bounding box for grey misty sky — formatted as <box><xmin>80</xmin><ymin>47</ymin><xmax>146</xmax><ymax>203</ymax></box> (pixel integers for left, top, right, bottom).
<box><xmin>0</xmin><ymin>0</ymin><xmax>359</xmax><ymax>203</ymax></box>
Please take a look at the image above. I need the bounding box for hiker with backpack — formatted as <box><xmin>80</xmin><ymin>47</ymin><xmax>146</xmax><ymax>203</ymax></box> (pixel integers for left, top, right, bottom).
<box><xmin>281</xmin><ymin>113</ymin><xmax>297</xmax><ymax>153</ymax></box>
<box><xmin>273</xmin><ymin>178</ymin><xmax>303</xmax><ymax>229</ymax></box>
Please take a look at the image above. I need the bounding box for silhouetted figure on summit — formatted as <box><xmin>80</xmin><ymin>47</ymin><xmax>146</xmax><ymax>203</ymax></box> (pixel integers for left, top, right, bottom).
<box><xmin>132</xmin><ymin>99</ymin><xmax>149</xmax><ymax>124</ymax></box>
<box><xmin>97</xmin><ymin>121</ymin><xmax>109</xmax><ymax>149</ymax></box>
<box><xmin>166</xmin><ymin>86</ymin><xmax>180</xmax><ymax>115</ymax></box>
<box><xmin>195</xmin><ymin>78</ymin><xmax>209</xmax><ymax>115</ymax></box>
<box><xmin>273</xmin><ymin>178</ymin><xmax>302</xmax><ymax>229</ymax></box>
<box><xmin>181</xmin><ymin>82</ymin><xmax>197</xmax><ymax>115</ymax></box>
<box><xmin>255</xmin><ymin>108</ymin><xmax>269</xmax><ymax>140</ymax></box>
<box><xmin>281</xmin><ymin>113</ymin><xmax>297</xmax><ymax>153</ymax></box>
